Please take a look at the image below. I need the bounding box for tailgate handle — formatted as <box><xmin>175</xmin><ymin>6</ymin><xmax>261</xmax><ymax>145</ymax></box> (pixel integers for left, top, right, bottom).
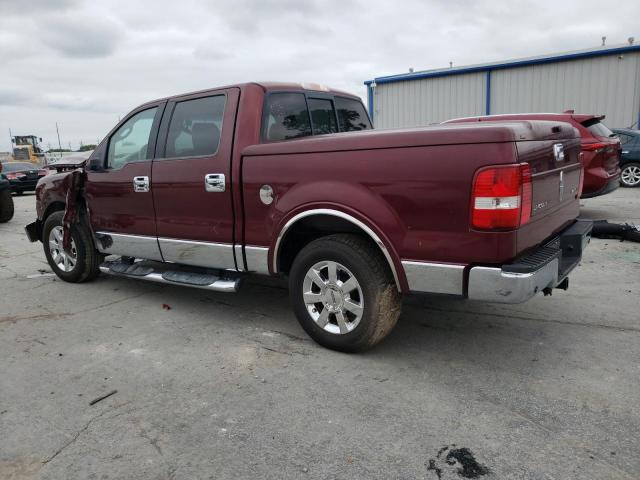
<box><xmin>553</xmin><ymin>143</ymin><xmax>565</xmax><ymax>162</ymax></box>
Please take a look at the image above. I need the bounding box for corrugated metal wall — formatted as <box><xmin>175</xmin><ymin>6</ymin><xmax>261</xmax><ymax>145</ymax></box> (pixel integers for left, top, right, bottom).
<box><xmin>491</xmin><ymin>52</ymin><xmax>640</xmax><ymax>128</ymax></box>
<box><xmin>372</xmin><ymin>51</ymin><xmax>640</xmax><ymax>130</ymax></box>
<box><xmin>373</xmin><ymin>72</ymin><xmax>486</xmax><ymax>129</ymax></box>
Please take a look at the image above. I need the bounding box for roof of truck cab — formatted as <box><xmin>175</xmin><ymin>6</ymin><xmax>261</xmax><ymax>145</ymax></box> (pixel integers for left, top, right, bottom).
<box><xmin>136</xmin><ymin>82</ymin><xmax>359</xmax><ymax>109</ymax></box>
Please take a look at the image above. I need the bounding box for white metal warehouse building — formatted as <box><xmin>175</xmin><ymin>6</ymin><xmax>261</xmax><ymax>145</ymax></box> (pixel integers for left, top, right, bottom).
<box><xmin>365</xmin><ymin>43</ymin><xmax>640</xmax><ymax>130</ymax></box>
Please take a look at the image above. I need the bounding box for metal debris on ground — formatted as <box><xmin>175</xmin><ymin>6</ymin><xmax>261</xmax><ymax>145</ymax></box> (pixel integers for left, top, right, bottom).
<box><xmin>89</xmin><ymin>389</ymin><xmax>118</xmax><ymax>406</ymax></box>
<box><xmin>590</xmin><ymin>220</ymin><xmax>640</xmax><ymax>242</ymax></box>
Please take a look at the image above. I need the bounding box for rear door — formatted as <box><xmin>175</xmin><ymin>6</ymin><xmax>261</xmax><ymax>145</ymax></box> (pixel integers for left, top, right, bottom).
<box><xmin>152</xmin><ymin>88</ymin><xmax>239</xmax><ymax>270</ymax></box>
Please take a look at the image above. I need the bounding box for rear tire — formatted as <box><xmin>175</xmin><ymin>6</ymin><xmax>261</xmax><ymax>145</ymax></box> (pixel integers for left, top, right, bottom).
<box><xmin>289</xmin><ymin>234</ymin><xmax>401</xmax><ymax>352</ymax></box>
<box><xmin>43</xmin><ymin>211</ymin><xmax>102</xmax><ymax>283</ymax></box>
<box><xmin>0</xmin><ymin>188</ymin><xmax>14</xmax><ymax>223</ymax></box>
<box><xmin>620</xmin><ymin>162</ymin><xmax>640</xmax><ymax>188</ymax></box>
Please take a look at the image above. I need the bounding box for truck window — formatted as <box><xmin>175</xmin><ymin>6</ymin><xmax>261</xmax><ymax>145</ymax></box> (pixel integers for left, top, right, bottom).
<box><xmin>335</xmin><ymin>97</ymin><xmax>372</xmax><ymax>132</ymax></box>
<box><xmin>616</xmin><ymin>133</ymin><xmax>633</xmax><ymax>145</ymax></box>
<box><xmin>308</xmin><ymin>98</ymin><xmax>338</xmax><ymax>135</ymax></box>
<box><xmin>107</xmin><ymin>107</ymin><xmax>158</xmax><ymax>169</ymax></box>
<box><xmin>263</xmin><ymin>93</ymin><xmax>312</xmax><ymax>141</ymax></box>
<box><xmin>165</xmin><ymin>95</ymin><xmax>226</xmax><ymax>158</ymax></box>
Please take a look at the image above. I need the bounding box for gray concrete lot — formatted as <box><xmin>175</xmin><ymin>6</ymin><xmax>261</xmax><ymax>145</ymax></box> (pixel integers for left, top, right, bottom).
<box><xmin>1</xmin><ymin>189</ymin><xmax>639</xmax><ymax>480</ymax></box>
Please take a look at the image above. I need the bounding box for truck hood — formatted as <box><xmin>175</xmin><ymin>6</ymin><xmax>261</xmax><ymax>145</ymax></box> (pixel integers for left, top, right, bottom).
<box><xmin>46</xmin><ymin>153</ymin><xmax>90</xmax><ymax>172</ymax></box>
<box><xmin>242</xmin><ymin>121</ymin><xmax>579</xmax><ymax>157</ymax></box>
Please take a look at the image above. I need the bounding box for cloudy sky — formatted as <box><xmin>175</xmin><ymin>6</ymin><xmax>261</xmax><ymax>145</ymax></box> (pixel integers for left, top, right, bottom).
<box><xmin>1</xmin><ymin>0</ymin><xmax>638</xmax><ymax>152</ymax></box>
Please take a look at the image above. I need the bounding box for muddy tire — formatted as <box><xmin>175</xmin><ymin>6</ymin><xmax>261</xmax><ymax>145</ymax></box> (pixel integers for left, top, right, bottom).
<box><xmin>0</xmin><ymin>187</ymin><xmax>14</xmax><ymax>223</ymax></box>
<box><xmin>42</xmin><ymin>211</ymin><xmax>102</xmax><ymax>283</ymax></box>
<box><xmin>289</xmin><ymin>234</ymin><xmax>402</xmax><ymax>352</ymax></box>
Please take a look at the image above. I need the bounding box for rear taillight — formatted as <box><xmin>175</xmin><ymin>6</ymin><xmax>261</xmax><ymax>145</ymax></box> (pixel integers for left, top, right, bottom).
<box><xmin>582</xmin><ymin>142</ymin><xmax>606</xmax><ymax>152</ymax></box>
<box><xmin>471</xmin><ymin>163</ymin><xmax>532</xmax><ymax>230</ymax></box>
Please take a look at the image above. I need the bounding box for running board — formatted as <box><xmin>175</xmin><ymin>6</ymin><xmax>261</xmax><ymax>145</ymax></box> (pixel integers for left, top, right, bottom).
<box><xmin>99</xmin><ymin>260</ymin><xmax>241</xmax><ymax>293</ymax></box>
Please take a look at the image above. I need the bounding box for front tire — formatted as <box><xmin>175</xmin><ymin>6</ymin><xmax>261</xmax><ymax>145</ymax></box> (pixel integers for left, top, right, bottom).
<box><xmin>43</xmin><ymin>211</ymin><xmax>102</xmax><ymax>283</ymax></box>
<box><xmin>0</xmin><ymin>188</ymin><xmax>14</xmax><ymax>223</ymax></box>
<box><xmin>289</xmin><ymin>234</ymin><xmax>401</xmax><ymax>352</ymax></box>
<box><xmin>620</xmin><ymin>162</ymin><xmax>640</xmax><ymax>188</ymax></box>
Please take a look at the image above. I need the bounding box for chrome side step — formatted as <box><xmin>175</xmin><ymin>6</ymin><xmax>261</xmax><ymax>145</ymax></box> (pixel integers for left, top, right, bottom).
<box><xmin>99</xmin><ymin>260</ymin><xmax>241</xmax><ymax>293</ymax></box>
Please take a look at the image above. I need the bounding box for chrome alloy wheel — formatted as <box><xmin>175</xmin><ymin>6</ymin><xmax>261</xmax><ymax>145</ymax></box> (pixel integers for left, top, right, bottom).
<box><xmin>302</xmin><ymin>260</ymin><xmax>364</xmax><ymax>335</ymax></box>
<box><xmin>621</xmin><ymin>165</ymin><xmax>640</xmax><ymax>187</ymax></box>
<box><xmin>49</xmin><ymin>226</ymin><xmax>77</xmax><ymax>272</ymax></box>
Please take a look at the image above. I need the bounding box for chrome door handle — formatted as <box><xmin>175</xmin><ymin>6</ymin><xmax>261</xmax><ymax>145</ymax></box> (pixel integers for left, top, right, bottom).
<box><xmin>133</xmin><ymin>176</ymin><xmax>149</xmax><ymax>192</ymax></box>
<box><xmin>205</xmin><ymin>173</ymin><xmax>226</xmax><ymax>192</ymax></box>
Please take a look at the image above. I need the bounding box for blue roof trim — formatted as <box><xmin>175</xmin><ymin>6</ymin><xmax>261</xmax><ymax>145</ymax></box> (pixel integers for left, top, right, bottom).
<box><xmin>367</xmin><ymin>83</ymin><xmax>374</xmax><ymax>124</ymax></box>
<box><xmin>364</xmin><ymin>44</ymin><xmax>640</xmax><ymax>86</ymax></box>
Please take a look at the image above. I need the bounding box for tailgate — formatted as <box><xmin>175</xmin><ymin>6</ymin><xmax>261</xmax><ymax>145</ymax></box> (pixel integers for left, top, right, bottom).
<box><xmin>515</xmin><ymin>124</ymin><xmax>582</xmax><ymax>255</ymax></box>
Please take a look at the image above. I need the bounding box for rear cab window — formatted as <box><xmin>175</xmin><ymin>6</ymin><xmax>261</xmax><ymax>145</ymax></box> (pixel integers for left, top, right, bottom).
<box><xmin>262</xmin><ymin>91</ymin><xmax>371</xmax><ymax>142</ymax></box>
<box><xmin>307</xmin><ymin>98</ymin><xmax>338</xmax><ymax>135</ymax></box>
<box><xmin>335</xmin><ymin>96</ymin><xmax>372</xmax><ymax>131</ymax></box>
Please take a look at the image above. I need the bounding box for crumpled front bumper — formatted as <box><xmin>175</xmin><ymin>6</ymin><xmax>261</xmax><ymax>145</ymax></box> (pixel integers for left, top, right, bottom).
<box><xmin>468</xmin><ymin>219</ymin><xmax>593</xmax><ymax>303</ymax></box>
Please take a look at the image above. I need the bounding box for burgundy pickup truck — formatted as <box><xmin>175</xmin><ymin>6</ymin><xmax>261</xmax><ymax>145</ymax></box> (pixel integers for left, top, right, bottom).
<box><xmin>26</xmin><ymin>82</ymin><xmax>592</xmax><ymax>352</ymax></box>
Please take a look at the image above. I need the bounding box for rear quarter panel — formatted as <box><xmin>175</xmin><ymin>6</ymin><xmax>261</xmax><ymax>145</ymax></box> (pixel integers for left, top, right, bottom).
<box><xmin>241</xmin><ymin>141</ymin><xmax>520</xmax><ymax>284</ymax></box>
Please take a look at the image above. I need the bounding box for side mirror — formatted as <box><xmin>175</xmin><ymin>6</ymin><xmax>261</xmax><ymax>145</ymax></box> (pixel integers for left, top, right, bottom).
<box><xmin>87</xmin><ymin>157</ymin><xmax>104</xmax><ymax>171</ymax></box>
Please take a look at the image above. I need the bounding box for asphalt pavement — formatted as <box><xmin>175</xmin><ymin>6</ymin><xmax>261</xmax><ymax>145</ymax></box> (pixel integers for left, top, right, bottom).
<box><xmin>1</xmin><ymin>188</ymin><xmax>639</xmax><ymax>480</ymax></box>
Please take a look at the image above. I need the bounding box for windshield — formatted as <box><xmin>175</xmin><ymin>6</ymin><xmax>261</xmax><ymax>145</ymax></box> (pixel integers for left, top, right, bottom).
<box><xmin>2</xmin><ymin>162</ymin><xmax>36</xmax><ymax>172</ymax></box>
<box><xmin>581</xmin><ymin>118</ymin><xmax>614</xmax><ymax>138</ymax></box>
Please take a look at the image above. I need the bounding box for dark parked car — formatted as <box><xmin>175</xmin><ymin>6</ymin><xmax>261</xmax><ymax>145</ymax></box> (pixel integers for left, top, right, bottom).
<box><xmin>0</xmin><ymin>163</ymin><xmax>15</xmax><ymax>222</ymax></box>
<box><xmin>2</xmin><ymin>161</ymin><xmax>47</xmax><ymax>195</ymax></box>
<box><xmin>444</xmin><ymin>112</ymin><xmax>621</xmax><ymax>198</ymax></box>
<box><xmin>612</xmin><ymin>128</ymin><xmax>640</xmax><ymax>187</ymax></box>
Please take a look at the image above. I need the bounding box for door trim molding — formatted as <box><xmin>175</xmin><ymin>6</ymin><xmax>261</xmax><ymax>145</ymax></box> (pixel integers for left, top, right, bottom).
<box><xmin>158</xmin><ymin>237</ymin><xmax>236</xmax><ymax>270</ymax></box>
<box><xmin>94</xmin><ymin>232</ymin><xmax>163</xmax><ymax>261</ymax></box>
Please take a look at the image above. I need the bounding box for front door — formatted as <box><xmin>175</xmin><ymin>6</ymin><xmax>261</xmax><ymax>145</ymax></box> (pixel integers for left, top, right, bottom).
<box><xmin>85</xmin><ymin>103</ymin><xmax>165</xmax><ymax>260</ymax></box>
<box><xmin>151</xmin><ymin>88</ymin><xmax>239</xmax><ymax>270</ymax></box>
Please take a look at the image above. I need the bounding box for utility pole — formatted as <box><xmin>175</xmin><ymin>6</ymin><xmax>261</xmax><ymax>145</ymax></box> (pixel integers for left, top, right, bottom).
<box><xmin>55</xmin><ymin>122</ymin><xmax>62</xmax><ymax>151</ymax></box>
<box><xmin>8</xmin><ymin>128</ymin><xmax>13</xmax><ymax>152</ymax></box>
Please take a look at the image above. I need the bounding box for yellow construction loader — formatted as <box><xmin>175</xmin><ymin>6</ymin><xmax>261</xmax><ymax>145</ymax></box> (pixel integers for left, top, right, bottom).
<box><xmin>12</xmin><ymin>135</ymin><xmax>44</xmax><ymax>163</ymax></box>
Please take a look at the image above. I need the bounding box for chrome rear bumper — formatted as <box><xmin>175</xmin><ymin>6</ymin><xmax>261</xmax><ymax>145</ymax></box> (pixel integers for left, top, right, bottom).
<box><xmin>468</xmin><ymin>219</ymin><xmax>592</xmax><ymax>303</ymax></box>
<box><xmin>467</xmin><ymin>259</ymin><xmax>559</xmax><ymax>303</ymax></box>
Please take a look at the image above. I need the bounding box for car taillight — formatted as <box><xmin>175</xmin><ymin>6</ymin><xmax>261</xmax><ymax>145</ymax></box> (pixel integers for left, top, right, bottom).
<box><xmin>582</xmin><ymin>142</ymin><xmax>606</xmax><ymax>152</ymax></box>
<box><xmin>471</xmin><ymin>163</ymin><xmax>532</xmax><ymax>230</ymax></box>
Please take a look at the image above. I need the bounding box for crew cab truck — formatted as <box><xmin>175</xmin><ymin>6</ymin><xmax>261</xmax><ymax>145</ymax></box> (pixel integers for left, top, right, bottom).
<box><xmin>25</xmin><ymin>82</ymin><xmax>592</xmax><ymax>352</ymax></box>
